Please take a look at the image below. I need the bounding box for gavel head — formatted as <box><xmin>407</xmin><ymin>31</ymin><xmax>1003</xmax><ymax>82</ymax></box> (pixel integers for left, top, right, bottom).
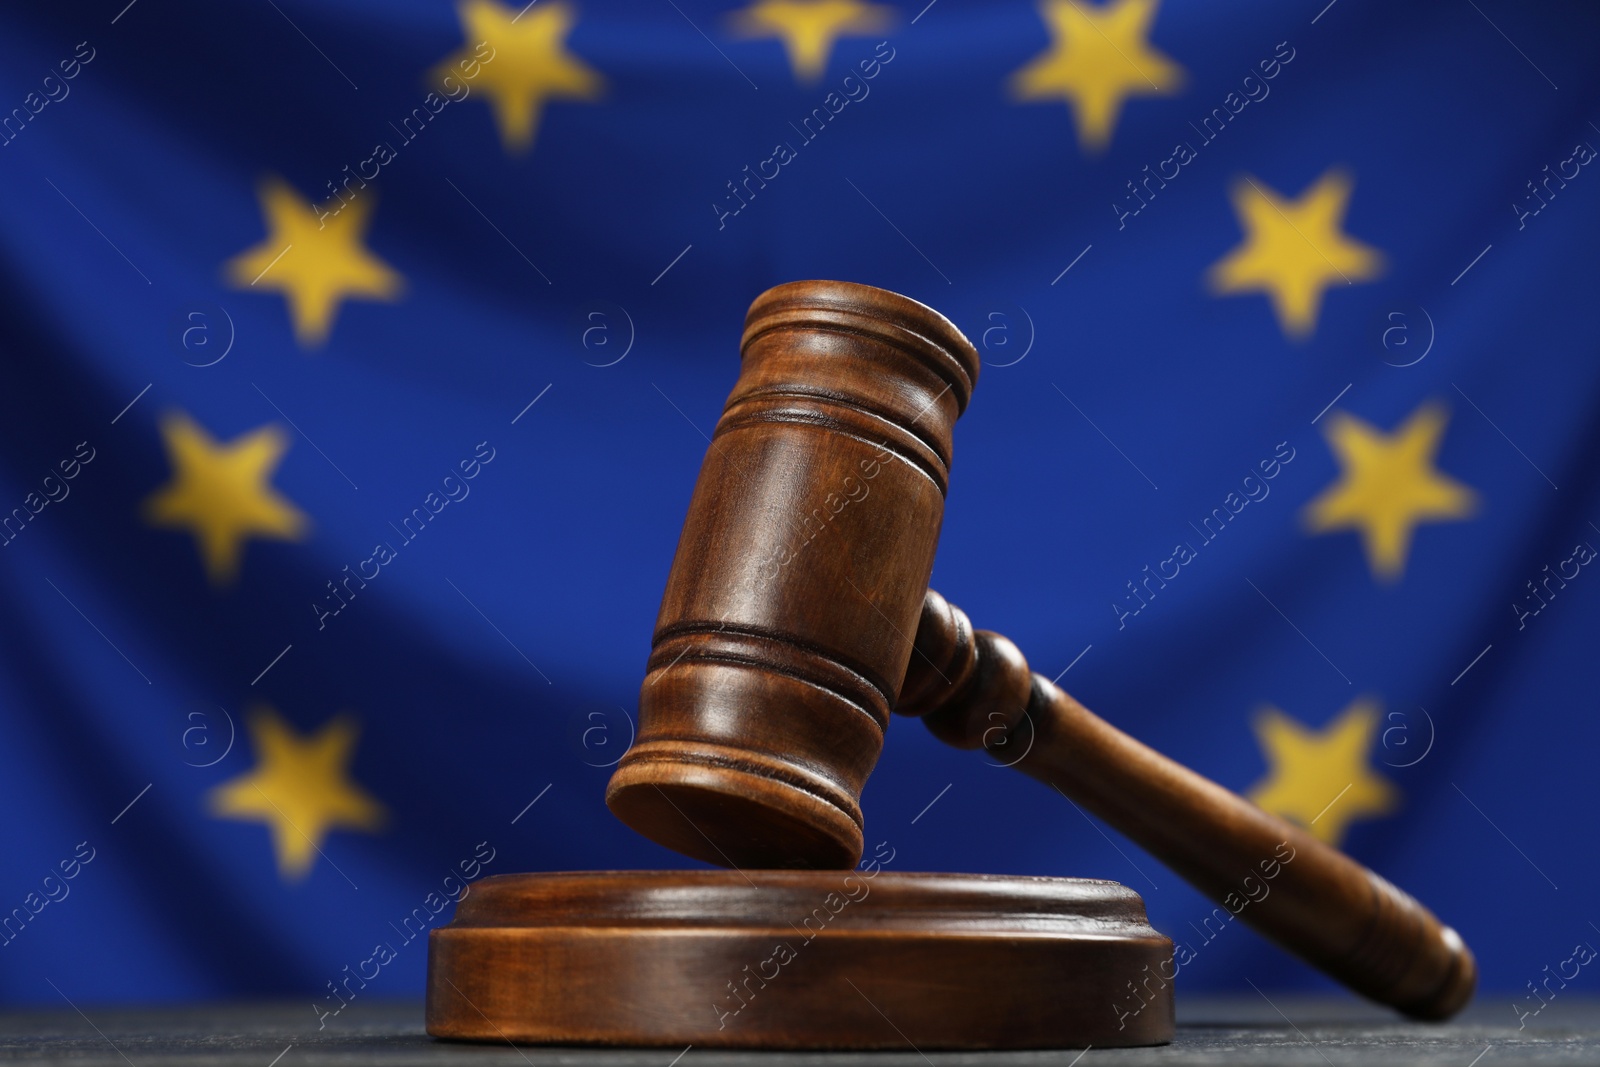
<box><xmin>606</xmin><ymin>281</ymin><xmax>980</xmax><ymax>869</ymax></box>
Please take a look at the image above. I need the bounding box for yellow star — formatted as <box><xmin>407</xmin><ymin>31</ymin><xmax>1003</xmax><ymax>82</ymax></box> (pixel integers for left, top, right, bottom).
<box><xmin>208</xmin><ymin>707</ymin><xmax>387</xmax><ymax>881</ymax></box>
<box><xmin>729</xmin><ymin>0</ymin><xmax>895</xmax><ymax>83</ymax></box>
<box><xmin>143</xmin><ymin>412</ymin><xmax>310</xmax><ymax>586</ymax></box>
<box><xmin>1303</xmin><ymin>401</ymin><xmax>1478</xmax><ymax>582</ymax></box>
<box><xmin>1009</xmin><ymin>0</ymin><xmax>1184</xmax><ymax>153</ymax></box>
<box><xmin>435</xmin><ymin>0</ymin><xmax>603</xmax><ymax>154</ymax></box>
<box><xmin>1207</xmin><ymin>168</ymin><xmax>1384</xmax><ymax>339</ymax></box>
<box><xmin>1248</xmin><ymin>699</ymin><xmax>1398</xmax><ymax>847</ymax></box>
<box><xmin>224</xmin><ymin>177</ymin><xmax>403</xmax><ymax>348</ymax></box>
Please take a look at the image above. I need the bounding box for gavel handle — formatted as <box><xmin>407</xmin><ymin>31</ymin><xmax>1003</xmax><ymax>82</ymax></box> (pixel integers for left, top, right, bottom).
<box><xmin>899</xmin><ymin>591</ymin><xmax>1476</xmax><ymax>1021</ymax></box>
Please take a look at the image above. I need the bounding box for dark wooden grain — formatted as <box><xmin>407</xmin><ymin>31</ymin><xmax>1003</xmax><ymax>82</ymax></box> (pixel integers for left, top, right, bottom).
<box><xmin>899</xmin><ymin>591</ymin><xmax>1477</xmax><ymax>1022</ymax></box>
<box><xmin>426</xmin><ymin>870</ymin><xmax>1174</xmax><ymax>1049</ymax></box>
<box><xmin>606</xmin><ymin>280</ymin><xmax>980</xmax><ymax>870</ymax></box>
<box><xmin>584</xmin><ymin>280</ymin><xmax>1476</xmax><ymax>1036</ymax></box>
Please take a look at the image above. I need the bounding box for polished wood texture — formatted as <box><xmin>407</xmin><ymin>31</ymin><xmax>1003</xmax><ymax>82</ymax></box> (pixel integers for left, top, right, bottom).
<box><xmin>427</xmin><ymin>870</ymin><xmax>1174</xmax><ymax>1048</ymax></box>
<box><xmin>899</xmin><ymin>590</ymin><xmax>1477</xmax><ymax>1021</ymax></box>
<box><xmin>593</xmin><ymin>279</ymin><xmax>1474</xmax><ymax>1029</ymax></box>
<box><xmin>607</xmin><ymin>281</ymin><xmax>980</xmax><ymax>870</ymax></box>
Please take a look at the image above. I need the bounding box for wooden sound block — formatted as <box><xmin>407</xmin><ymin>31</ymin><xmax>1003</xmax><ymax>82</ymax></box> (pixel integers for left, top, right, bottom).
<box><xmin>426</xmin><ymin>869</ymin><xmax>1174</xmax><ymax>1050</ymax></box>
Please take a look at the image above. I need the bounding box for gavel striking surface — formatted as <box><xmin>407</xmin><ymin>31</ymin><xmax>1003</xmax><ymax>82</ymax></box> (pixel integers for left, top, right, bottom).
<box><xmin>426</xmin><ymin>869</ymin><xmax>1173</xmax><ymax>1049</ymax></box>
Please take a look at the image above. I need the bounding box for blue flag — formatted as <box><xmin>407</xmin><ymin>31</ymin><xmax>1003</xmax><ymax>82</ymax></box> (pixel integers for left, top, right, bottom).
<box><xmin>2</xmin><ymin>0</ymin><xmax>1597</xmax><ymax>1023</ymax></box>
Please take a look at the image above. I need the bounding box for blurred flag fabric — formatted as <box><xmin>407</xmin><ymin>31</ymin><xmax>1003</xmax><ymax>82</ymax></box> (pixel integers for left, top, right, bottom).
<box><xmin>2</xmin><ymin>0</ymin><xmax>1598</xmax><ymax>1016</ymax></box>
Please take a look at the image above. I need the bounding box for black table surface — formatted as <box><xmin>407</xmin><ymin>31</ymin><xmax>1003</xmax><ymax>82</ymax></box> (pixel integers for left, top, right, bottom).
<box><xmin>1</xmin><ymin>996</ymin><xmax>1591</xmax><ymax>1066</ymax></box>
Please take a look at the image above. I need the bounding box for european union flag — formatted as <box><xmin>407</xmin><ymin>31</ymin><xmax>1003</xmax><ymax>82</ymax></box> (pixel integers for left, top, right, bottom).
<box><xmin>2</xmin><ymin>0</ymin><xmax>1597</xmax><ymax>1028</ymax></box>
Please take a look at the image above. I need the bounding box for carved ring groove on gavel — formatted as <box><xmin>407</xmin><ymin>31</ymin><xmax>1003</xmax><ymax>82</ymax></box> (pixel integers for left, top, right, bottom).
<box><xmin>605</xmin><ymin>280</ymin><xmax>1475</xmax><ymax>1022</ymax></box>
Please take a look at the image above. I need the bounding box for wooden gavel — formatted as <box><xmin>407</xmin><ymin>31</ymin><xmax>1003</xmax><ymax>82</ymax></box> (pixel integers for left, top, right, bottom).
<box><xmin>606</xmin><ymin>280</ymin><xmax>1474</xmax><ymax>1021</ymax></box>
